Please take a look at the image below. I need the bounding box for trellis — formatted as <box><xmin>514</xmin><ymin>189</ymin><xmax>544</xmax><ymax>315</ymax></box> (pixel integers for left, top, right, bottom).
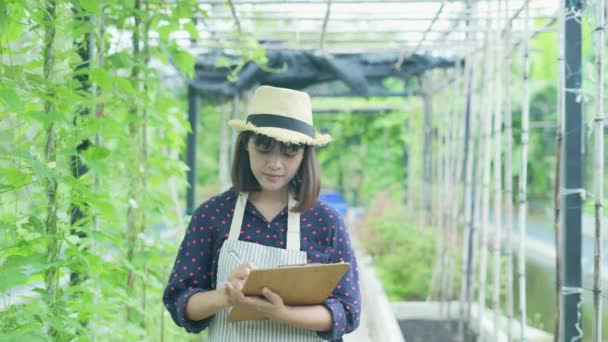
<box><xmin>176</xmin><ymin>0</ymin><xmax>607</xmax><ymax>340</ymax></box>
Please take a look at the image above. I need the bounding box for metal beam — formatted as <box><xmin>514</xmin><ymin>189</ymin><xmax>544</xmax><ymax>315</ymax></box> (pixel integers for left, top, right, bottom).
<box><xmin>197</xmin><ymin>0</ymin><xmax>543</xmax><ymax>4</ymax></box>
<box><xmin>319</xmin><ymin>0</ymin><xmax>332</xmax><ymax>50</ymax></box>
<box><xmin>562</xmin><ymin>0</ymin><xmax>584</xmax><ymax>340</ymax></box>
<box><xmin>188</xmin><ymin>36</ymin><xmax>488</xmax><ymax>44</ymax></box>
<box><xmin>398</xmin><ymin>0</ymin><xmax>448</xmax><ymax>66</ymax></box>
<box><xmin>314</xmin><ymin>107</ymin><xmax>400</xmax><ymax>114</ymax></box>
<box><xmin>180</xmin><ymin>43</ymin><xmax>480</xmax><ymax>54</ymax></box>
<box><xmin>176</xmin><ymin>38</ymin><xmax>553</xmax><ymax>54</ymax></box>
<box><xmin>226</xmin><ymin>0</ymin><xmax>243</xmax><ymax>34</ymax></box>
<box><xmin>309</xmin><ymin>90</ymin><xmax>418</xmax><ymax>97</ymax></box>
<box><xmin>199</xmin><ymin>27</ymin><xmax>549</xmax><ymax>34</ymax></box>
<box><xmin>197</xmin><ymin>14</ymin><xmax>554</xmax><ymax>21</ymax></box>
<box><xmin>199</xmin><ymin>3</ymin><xmax>551</xmax><ymax>13</ymax></box>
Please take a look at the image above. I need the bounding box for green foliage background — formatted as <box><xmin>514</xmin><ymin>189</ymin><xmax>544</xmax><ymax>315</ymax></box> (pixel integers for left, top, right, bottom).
<box><xmin>1</xmin><ymin>2</ymin><xmax>607</xmax><ymax>341</ymax></box>
<box><xmin>1</xmin><ymin>1</ymin><xmax>205</xmax><ymax>340</ymax></box>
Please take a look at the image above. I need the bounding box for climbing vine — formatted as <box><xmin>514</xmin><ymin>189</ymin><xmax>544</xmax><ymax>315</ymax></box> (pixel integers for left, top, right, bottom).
<box><xmin>0</xmin><ymin>0</ymin><xmax>200</xmax><ymax>340</ymax></box>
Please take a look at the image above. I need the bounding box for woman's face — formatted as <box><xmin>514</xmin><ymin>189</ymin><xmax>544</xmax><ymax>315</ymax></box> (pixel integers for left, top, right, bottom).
<box><xmin>247</xmin><ymin>135</ymin><xmax>304</xmax><ymax>193</ymax></box>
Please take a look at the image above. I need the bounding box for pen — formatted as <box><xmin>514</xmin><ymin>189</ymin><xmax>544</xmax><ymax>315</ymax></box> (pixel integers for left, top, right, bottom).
<box><xmin>228</xmin><ymin>249</ymin><xmax>243</xmax><ymax>264</ymax></box>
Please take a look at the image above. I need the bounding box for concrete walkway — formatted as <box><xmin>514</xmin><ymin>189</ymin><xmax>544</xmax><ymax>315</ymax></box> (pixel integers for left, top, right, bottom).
<box><xmin>343</xmin><ymin>224</ymin><xmax>405</xmax><ymax>342</ymax></box>
<box><xmin>343</xmin><ymin>315</ymin><xmax>372</xmax><ymax>342</ymax></box>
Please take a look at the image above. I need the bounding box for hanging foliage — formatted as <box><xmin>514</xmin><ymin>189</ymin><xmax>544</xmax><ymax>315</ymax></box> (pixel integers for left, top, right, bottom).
<box><xmin>0</xmin><ymin>0</ymin><xmax>203</xmax><ymax>339</ymax></box>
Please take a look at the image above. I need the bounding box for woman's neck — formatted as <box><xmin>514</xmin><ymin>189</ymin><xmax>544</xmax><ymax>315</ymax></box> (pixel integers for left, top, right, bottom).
<box><xmin>249</xmin><ymin>189</ymin><xmax>288</xmax><ymax>205</ymax></box>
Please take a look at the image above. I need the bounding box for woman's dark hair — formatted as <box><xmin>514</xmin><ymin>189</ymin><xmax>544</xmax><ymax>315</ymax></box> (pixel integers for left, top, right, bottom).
<box><xmin>231</xmin><ymin>131</ymin><xmax>320</xmax><ymax>212</ymax></box>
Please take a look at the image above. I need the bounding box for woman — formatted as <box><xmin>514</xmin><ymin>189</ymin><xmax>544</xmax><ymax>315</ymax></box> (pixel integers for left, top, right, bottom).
<box><xmin>163</xmin><ymin>85</ymin><xmax>361</xmax><ymax>341</ymax></box>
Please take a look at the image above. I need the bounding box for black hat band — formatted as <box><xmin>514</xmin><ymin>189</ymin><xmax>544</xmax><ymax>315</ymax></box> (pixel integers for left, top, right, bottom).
<box><xmin>246</xmin><ymin>114</ymin><xmax>314</xmax><ymax>138</ymax></box>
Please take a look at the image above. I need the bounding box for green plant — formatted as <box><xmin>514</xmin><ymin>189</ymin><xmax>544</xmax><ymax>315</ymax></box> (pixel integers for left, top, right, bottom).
<box><xmin>0</xmin><ymin>0</ymin><xmax>203</xmax><ymax>340</ymax></box>
<box><xmin>357</xmin><ymin>192</ymin><xmax>449</xmax><ymax>301</ymax></box>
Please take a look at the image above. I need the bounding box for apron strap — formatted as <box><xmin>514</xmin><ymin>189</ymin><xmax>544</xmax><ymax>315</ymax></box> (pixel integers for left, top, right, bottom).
<box><xmin>228</xmin><ymin>192</ymin><xmax>248</xmax><ymax>241</ymax></box>
<box><xmin>286</xmin><ymin>195</ymin><xmax>300</xmax><ymax>251</ymax></box>
<box><xmin>228</xmin><ymin>192</ymin><xmax>301</xmax><ymax>251</ymax></box>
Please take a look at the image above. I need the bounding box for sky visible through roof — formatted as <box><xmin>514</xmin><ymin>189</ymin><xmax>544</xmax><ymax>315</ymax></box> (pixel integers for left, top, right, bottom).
<box><xmin>184</xmin><ymin>0</ymin><xmax>559</xmax><ymax>58</ymax></box>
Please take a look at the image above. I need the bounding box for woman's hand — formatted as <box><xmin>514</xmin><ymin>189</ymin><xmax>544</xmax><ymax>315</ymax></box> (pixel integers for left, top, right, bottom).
<box><xmin>224</xmin><ymin>282</ymin><xmax>288</xmax><ymax>322</ymax></box>
<box><xmin>223</xmin><ymin>262</ymin><xmax>287</xmax><ymax>321</ymax></box>
<box><xmin>223</xmin><ymin>265</ymin><xmax>332</xmax><ymax>330</ymax></box>
<box><xmin>224</xmin><ymin>262</ymin><xmax>255</xmax><ymax>303</ymax></box>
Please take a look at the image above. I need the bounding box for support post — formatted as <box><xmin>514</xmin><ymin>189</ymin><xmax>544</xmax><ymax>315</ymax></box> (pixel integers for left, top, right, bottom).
<box><xmin>186</xmin><ymin>85</ymin><xmax>199</xmax><ymax>215</ymax></box>
<box><xmin>422</xmin><ymin>75</ymin><xmax>433</xmax><ymax>226</ymax></box>
<box><xmin>562</xmin><ymin>0</ymin><xmax>584</xmax><ymax>340</ymax></box>
<box><xmin>403</xmin><ymin>117</ymin><xmax>410</xmax><ymax>208</ymax></box>
<box><xmin>230</xmin><ymin>92</ymin><xmax>239</xmax><ymax>165</ymax></box>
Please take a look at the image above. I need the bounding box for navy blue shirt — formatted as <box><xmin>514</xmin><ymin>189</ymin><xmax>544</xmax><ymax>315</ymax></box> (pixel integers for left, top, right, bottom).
<box><xmin>163</xmin><ymin>188</ymin><xmax>361</xmax><ymax>341</ymax></box>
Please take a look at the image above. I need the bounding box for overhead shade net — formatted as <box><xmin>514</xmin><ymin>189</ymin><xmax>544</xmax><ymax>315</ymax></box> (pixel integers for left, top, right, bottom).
<box><xmin>191</xmin><ymin>49</ymin><xmax>456</xmax><ymax>97</ymax></box>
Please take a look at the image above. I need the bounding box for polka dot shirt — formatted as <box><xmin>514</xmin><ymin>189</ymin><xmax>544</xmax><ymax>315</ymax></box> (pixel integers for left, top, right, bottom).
<box><xmin>163</xmin><ymin>188</ymin><xmax>361</xmax><ymax>341</ymax></box>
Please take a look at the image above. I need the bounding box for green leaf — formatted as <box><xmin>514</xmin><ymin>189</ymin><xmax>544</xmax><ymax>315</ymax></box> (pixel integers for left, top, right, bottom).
<box><xmin>215</xmin><ymin>56</ymin><xmax>238</xmax><ymax>68</ymax></box>
<box><xmin>29</xmin><ymin>158</ymin><xmax>54</xmax><ymax>182</ymax></box>
<box><xmin>23</xmin><ymin>215</ymin><xmax>45</xmax><ymax>233</ymax></box>
<box><xmin>0</xmin><ymin>253</ymin><xmax>48</xmax><ymax>292</ymax></box>
<box><xmin>2</xmin><ymin>65</ymin><xmax>25</xmax><ymax>82</ymax></box>
<box><xmin>0</xmin><ymin>268</ymin><xmax>28</xmax><ymax>293</ymax></box>
<box><xmin>0</xmin><ymin>4</ymin><xmax>25</xmax><ymax>42</ymax></box>
<box><xmin>90</xmin><ymin>67</ymin><xmax>112</xmax><ymax>90</ymax></box>
<box><xmin>0</xmin><ymin>331</ymin><xmax>52</xmax><ymax>342</ymax></box>
<box><xmin>0</xmin><ymin>88</ymin><xmax>23</xmax><ymax>111</ymax></box>
<box><xmin>174</xmin><ymin>2</ymin><xmax>192</xmax><ymax>19</ymax></box>
<box><xmin>0</xmin><ymin>2</ymin><xmax>7</xmax><ymax>35</ymax></box>
<box><xmin>171</xmin><ymin>49</ymin><xmax>194</xmax><ymax>78</ymax></box>
<box><xmin>89</xmin><ymin>145</ymin><xmax>111</xmax><ymax>160</ymax></box>
<box><xmin>0</xmin><ymin>166</ymin><xmax>32</xmax><ymax>188</ymax></box>
<box><xmin>77</xmin><ymin>0</ymin><xmax>100</xmax><ymax>15</ymax></box>
<box><xmin>106</xmin><ymin>52</ymin><xmax>132</xmax><ymax>69</ymax></box>
<box><xmin>114</xmin><ymin>77</ymin><xmax>135</xmax><ymax>96</ymax></box>
<box><xmin>183</xmin><ymin>21</ymin><xmax>199</xmax><ymax>41</ymax></box>
<box><xmin>81</xmin><ymin>145</ymin><xmax>111</xmax><ymax>168</ymax></box>
<box><xmin>22</xmin><ymin>110</ymin><xmax>65</xmax><ymax>127</ymax></box>
<box><xmin>157</xmin><ymin>24</ymin><xmax>172</xmax><ymax>43</ymax></box>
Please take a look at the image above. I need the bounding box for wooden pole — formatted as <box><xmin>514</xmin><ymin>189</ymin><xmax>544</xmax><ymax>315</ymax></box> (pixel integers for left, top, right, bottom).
<box><xmin>471</xmin><ymin>108</ymin><xmax>485</xmax><ymax>339</ymax></box>
<box><xmin>422</xmin><ymin>74</ymin><xmax>434</xmax><ymax>227</ymax></box>
<box><xmin>503</xmin><ymin>1</ymin><xmax>515</xmax><ymax>340</ymax></box>
<box><xmin>428</xmin><ymin>72</ymin><xmax>443</xmax><ymax>301</ymax></box>
<box><xmin>459</xmin><ymin>2</ymin><xmax>476</xmax><ymax>339</ymax></box>
<box><xmin>491</xmin><ymin>1</ymin><xmax>504</xmax><ymax>337</ymax></box>
<box><xmin>439</xmin><ymin>78</ymin><xmax>450</xmax><ymax>314</ymax></box>
<box><xmin>517</xmin><ymin>0</ymin><xmax>531</xmax><ymax>339</ymax></box>
<box><xmin>405</xmin><ymin>116</ymin><xmax>413</xmax><ymax>213</ymax></box>
<box><xmin>406</xmin><ymin>113</ymin><xmax>415</xmax><ymax>214</ymax></box>
<box><xmin>553</xmin><ymin>2</ymin><xmax>566</xmax><ymax>340</ymax></box>
<box><xmin>459</xmin><ymin>52</ymin><xmax>477</xmax><ymax>342</ymax></box>
<box><xmin>477</xmin><ymin>19</ymin><xmax>495</xmax><ymax>338</ymax></box>
<box><xmin>592</xmin><ymin>0</ymin><xmax>605</xmax><ymax>340</ymax></box>
<box><xmin>446</xmin><ymin>64</ymin><xmax>462</xmax><ymax>322</ymax></box>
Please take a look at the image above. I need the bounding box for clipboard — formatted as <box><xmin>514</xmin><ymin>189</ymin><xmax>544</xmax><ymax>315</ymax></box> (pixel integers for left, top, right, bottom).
<box><xmin>227</xmin><ymin>262</ymin><xmax>350</xmax><ymax>322</ymax></box>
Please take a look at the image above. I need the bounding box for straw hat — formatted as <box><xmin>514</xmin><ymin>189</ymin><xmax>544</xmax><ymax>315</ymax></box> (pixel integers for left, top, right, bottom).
<box><xmin>228</xmin><ymin>85</ymin><xmax>331</xmax><ymax>146</ymax></box>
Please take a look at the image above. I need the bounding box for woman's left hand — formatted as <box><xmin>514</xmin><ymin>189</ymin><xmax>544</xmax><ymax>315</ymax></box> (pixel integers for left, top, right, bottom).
<box><xmin>224</xmin><ymin>283</ymin><xmax>288</xmax><ymax>322</ymax></box>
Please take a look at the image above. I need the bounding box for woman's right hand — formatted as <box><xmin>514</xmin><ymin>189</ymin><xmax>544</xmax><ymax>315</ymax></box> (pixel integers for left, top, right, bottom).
<box><xmin>224</xmin><ymin>262</ymin><xmax>254</xmax><ymax>305</ymax></box>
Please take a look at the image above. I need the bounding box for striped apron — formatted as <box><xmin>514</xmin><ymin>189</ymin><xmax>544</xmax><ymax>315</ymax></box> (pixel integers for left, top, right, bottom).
<box><xmin>208</xmin><ymin>192</ymin><xmax>325</xmax><ymax>342</ymax></box>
